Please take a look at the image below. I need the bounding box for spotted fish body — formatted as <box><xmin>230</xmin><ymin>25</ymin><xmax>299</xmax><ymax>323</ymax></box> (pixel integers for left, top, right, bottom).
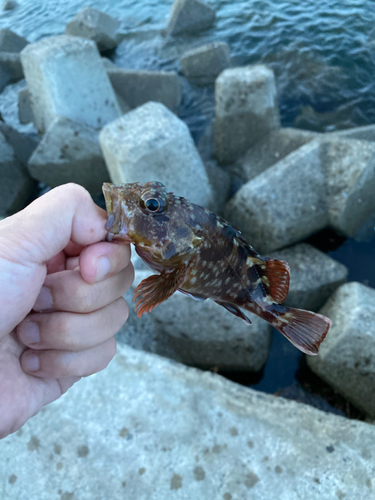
<box><xmin>103</xmin><ymin>181</ymin><xmax>331</xmax><ymax>355</ymax></box>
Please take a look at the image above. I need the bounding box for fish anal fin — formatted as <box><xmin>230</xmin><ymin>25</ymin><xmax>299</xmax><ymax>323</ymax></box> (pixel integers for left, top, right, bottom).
<box><xmin>215</xmin><ymin>301</ymin><xmax>252</xmax><ymax>325</ymax></box>
<box><xmin>134</xmin><ymin>265</ymin><xmax>187</xmax><ymax>318</ymax></box>
<box><xmin>262</xmin><ymin>258</ymin><xmax>290</xmax><ymax>304</ymax></box>
<box><xmin>178</xmin><ymin>289</ymin><xmax>207</xmax><ymax>301</ymax></box>
<box><xmin>275</xmin><ymin>307</ymin><xmax>331</xmax><ymax>355</ymax></box>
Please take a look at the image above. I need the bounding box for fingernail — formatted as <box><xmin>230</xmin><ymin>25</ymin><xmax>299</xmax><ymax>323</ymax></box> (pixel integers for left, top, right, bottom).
<box><xmin>96</xmin><ymin>256</ymin><xmax>111</xmax><ymax>282</ymax></box>
<box><xmin>33</xmin><ymin>286</ymin><xmax>53</xmax><ymax>311</ymax></box>
<box><xmin>19</xmin><ymin>321</ymin><xmax>40</xmax><ymax>345</ymax></box>
<box><xmin>23</xmin><ymin>353</ymin><xmax>39</xmax><ymax>372</ymax></box>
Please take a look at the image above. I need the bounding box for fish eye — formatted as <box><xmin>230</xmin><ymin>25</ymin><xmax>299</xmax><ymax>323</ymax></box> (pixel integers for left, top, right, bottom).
<box><xmin>139</xmin><ymin>193</ymin><xmax>168</xmax><ymax>214</ymax></box>
<box><xmin>145</xmin><ymin>198</ymin><xmax>160</xmax><ymax>212</ymax></box>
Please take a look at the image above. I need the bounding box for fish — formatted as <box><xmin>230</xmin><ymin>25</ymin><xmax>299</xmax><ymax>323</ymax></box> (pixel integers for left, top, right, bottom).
<box><xmin>102</xmin><ymin>181</ymin><xmax>332</xmax><ymax>356</ymax></box>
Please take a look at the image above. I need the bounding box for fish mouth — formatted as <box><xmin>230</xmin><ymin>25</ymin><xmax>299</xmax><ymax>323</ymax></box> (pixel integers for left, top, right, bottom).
<box><xmin>103</xmin><ymin>183</ymin><xmax>133</xmax><ymax>244</ymax></box>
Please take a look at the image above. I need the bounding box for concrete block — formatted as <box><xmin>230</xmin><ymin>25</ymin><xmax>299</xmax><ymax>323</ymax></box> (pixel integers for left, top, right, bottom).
<box><xmin>21</xmin><ymin>35</ymin><xmax>121</xmax><ymax>134</ymax></box>
<box><xmin>0</xmin><ymin>131</ymin><xmax>35</xmax><ymax>216</ymax></box>
<box><xmin>28</xmin><ymin>116</ymin><xmax>109</xmax><ymax>194</ymax></box>
<box><xmin>324</xmin><ymin>138</ymin><xmax>375</xmax><ymax>237</ymax></box>
<box><xmin>225</xmin><ymin>137</ymin><xmax>375</xmax><ymax>252</ymax></box>
<box><xmin>0</xmin><ymin>120</ymin><xmax>38</xmax><ymax>166</ymax></box>
<box><xmin>225</xmin><ymin>140</ymin><xmax>328</xmax><ymax>253</ymax></box>
<box><xmin>107</xmin><ymin>68</ymin><xmax>182</xmax><ymax>111</ymax></box>
<box><xmin>308</xmin><ymin>282</ymin><xmax>375</xmax><ymax>417</ymax></box>
<box><xmin>66</xmin><ymin>6</ymin><xmax>120</xmax><ymax>52</ymax></box>
<box><xmin>229</xmin><ymin>128</ymin><xmax>319</xmax><ymax>183</ymax></box>
<box><xmin>328</xmin><ymin>124</ymin><xmax>375</xmax><ymax>142</ymax></box>
<box><xmin>18</xmin><ymin>87</ymin><xmax>34</xmax><ymax>124</ymax></box>
<box><xmin>165</xmin><ymin>0</ymin><xmax>216</xmax><ymax>36</ymax></box>
<box><xmin>180</xmin><ymin>41</ymin><xmax>230</xmax><ymax>85</ymax></box>
<box><xmin>0</xmin><ymin>29</ymin><xmax>28</xmax><ymax>52</ymax></box>
<box><xmin>0</xmin><ymin>52</ymin><xmax>23</xmax><ymax>92</ymax></box>
<box><xmin>99</xmin><ymin>101</ymin><xmax>213</xmax><ymax>207</ymax></box>
<box><xmin>214</xmin><ymin>65</ymin><xmax>280</xmax><ymax>164</ymax></box>
<box><xmin>2</xmin><ymin>342</ymin><xmax>375</xmax><ymax>499</ymax></box>
<box><xmin>2</xmin><ymin>0</ymin><xmax>18</xmax><ymax>10</ymax></box>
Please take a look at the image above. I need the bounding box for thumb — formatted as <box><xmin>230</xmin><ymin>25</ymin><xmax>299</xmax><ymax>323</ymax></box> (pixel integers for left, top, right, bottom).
<box><xmin>1</xmin><ymin>183</ymin><xmax>107</xmax><ymax>265</ymax></box>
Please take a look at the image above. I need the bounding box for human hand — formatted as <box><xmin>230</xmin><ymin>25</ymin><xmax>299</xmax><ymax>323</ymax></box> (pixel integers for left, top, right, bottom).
<box><xmin>0</xmin><ymin>184</ymin><xmax>133</xmax><ymax>439</ymax></box>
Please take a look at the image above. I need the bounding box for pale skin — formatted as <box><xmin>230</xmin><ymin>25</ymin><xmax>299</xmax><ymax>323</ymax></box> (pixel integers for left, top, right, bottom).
<box><xmin>0</xmin><ymin>183</ymin><xmax>133</xmax><ymax>439</ymax></box>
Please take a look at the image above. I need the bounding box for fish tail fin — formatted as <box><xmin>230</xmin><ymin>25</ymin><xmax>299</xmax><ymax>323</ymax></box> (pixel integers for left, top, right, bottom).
<box><xmin>269</xmin><ymin>305</ymin><xmax>331</xmax><ymax>355</ymax></box>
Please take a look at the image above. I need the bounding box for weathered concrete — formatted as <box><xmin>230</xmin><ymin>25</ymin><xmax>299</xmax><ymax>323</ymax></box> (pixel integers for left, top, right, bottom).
<box><xmin>66</xmin><ymin>6</ymin><xmax>120</xmax><ymax>52</ymax></box>
<box><xmin>225</xmin><ymin>140</ymin><xmax>328</xmax><ymax>253</ymax></box>
<box><xmin>101</xmin><ymin>56</ymin><xmax>116</xmax><ymax>69</ymax></box>
<box><xmin>0</xmin><ymin>52</ymin><xmax>23</xmax><ymax>92</ymax></box>
<box><xmin>0</xmin><ymin>120</ymin><xmax>38</xmax><ymax>166</ymax></box>
<box><xmin>0</xmin><ymin>29</ymin><xmax>27</xmax><ymax>53</ymax></box>
<box><xmin>17</xmin><ymin>87</ymin><xmax>33</xmax><ymax>125</ymax></box>
<box><xmin>328</xmin><ymin>124</ymin><xmax>375</xmax><ymax>142</ymax></box>
<box><xmin>28</xmin><ymin>117</ymin><xmax>109</xmax><ymax>194</ymax></box>
<box><xmin>205</xmin><ymin>159</ymin><xmax>232</xmax><ymax>212</ymax></box>
<box><xmin>180</xmin><ymin>42</ymin><xmax>230</xmax><ymax>85</ymax></box>
<box><xmin>214</xmin><ymin>65</ymin><xmax>280</xmax><ymax>164</ymax></box>
<box><xmin>99</xmin><ymin>101</ymin><xmax>213</xmax><ymax>207</ymax></box>
<box><xmin>2</xmin><ymin>343</ymin><xmax>375</xmax><ymax>499</ymax></box>
<box><xmin>118</xmin><ymin>269</ymin><xmax>272</xmax><ymax>371</ymax></box>
<box><xmin>324</xmin><ymin>138</ymin><xmax>375</xmax><ymax>237</ymax></box>
<box><xmin>165</xmin><ymin>0</ymin><xmax>216</xmax><ymax>36</ymax></box>
<box><xmin>308</xmin><ymin>282</ymin><xmax>375</xmax><ymax>417</ymax></box>
<box><xmin>107</xmin><ymin>68</ymin><xmax>182</xmax><ymax>111</ymax></box>
<box><xmin>270</xmin><ymin>243</ymin><xmax>348</xmax><ymax>311</ymax></box>
<box><xmin>229</xmin><ymin>128</ymin><xmax>319</xmax><ymax>183</ymax></box>
<box><xmin>21</xmin><ymin>35</ymin><xmax>121</xmax><ymax>134</ymax></box>
<box><xmin>0</xmin><ymin>130</ymin><xmax>35</xmax><ymax>216</ymax></box>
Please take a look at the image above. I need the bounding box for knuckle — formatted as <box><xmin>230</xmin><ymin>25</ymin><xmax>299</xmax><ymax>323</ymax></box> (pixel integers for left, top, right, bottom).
<box><xmin>59</xmin><ymin>183</ymin><xmax>91</xmax><ymax>201</ymax></box>
<box><xmin>102</xmin><ymin>339</ymin><xmax>117</xmax><ymax>369</ymax></box>
<box><xmin>50</xmin><ymin>313</ymin><xmax>75</xmax><ymax>350</ymax></box>
<box><xmin>73</xmin><ymin>282</ymin><xmax>94</xmax><ymax>313</ymax></box>
<box><xmin>116</xmin><ymin>297</ymin><xmax>129</xmax><ymax>326</ymax></box>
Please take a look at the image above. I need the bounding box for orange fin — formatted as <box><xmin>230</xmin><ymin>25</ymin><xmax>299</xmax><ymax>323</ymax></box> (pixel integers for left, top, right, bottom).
<box><xmin>215</xmin><ymin>301</ymin><xmax>252</xmax><ymax>325</ymax></box>
<box><xmin>262</xmin><ymin>258</ymin><xmax>290</xmax><ymax>304</ymax></box>
<box><xmin>276</xmin><ymin>307</ymin><xmax>331</xmax><ymax>355</ymax></box>
<box><xmin>134</xmin><ymin>265</ymin><xmax>187</xmax><ymax>318</ymax></box>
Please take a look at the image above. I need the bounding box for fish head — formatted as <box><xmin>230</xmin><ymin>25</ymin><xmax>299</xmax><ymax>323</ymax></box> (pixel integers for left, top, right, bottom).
<box><xmin>102</xmin><ymin>181</ymin><xmax>200</xmax><ymax>265</ymax></box>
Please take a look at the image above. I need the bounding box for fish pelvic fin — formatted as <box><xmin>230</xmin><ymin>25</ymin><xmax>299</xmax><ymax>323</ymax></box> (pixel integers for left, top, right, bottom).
<box><xmin>271</xmin><ymin>305</ymin><xmax>331</xmax><ymax>355</ymax></box>
<box><xmin>261</xmin><ymin>258</ymin><xmax>290</xmax><ymax>304</ymax></box>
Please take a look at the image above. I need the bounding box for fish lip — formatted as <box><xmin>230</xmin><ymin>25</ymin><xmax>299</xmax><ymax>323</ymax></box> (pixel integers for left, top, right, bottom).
<box><xmin>106</xmin><ymin>232</ymin><xmax>133</xmax><ymax>244</ymax></box>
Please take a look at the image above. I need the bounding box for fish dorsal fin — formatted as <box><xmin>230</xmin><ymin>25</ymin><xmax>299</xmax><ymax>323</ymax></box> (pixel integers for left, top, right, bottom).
<box><xmin>134</xmin><ymin>265</ymin><xmax>187</xmax><ymax>317</ymax></box>
<box><xmin>261</xmin><ymin>258</ymin><xmax>290</xmax><ymax>304</ymax></box>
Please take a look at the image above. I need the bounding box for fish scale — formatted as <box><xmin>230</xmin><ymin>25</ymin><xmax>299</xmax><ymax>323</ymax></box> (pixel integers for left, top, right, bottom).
<box><xmin>103</xmin><ymin>181</ymin><xmax>332</xmax><ymax>356</ymax></box>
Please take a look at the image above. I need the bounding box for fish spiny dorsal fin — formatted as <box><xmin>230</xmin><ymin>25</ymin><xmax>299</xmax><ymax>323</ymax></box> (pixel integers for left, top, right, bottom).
<box><xmin>262</xmin><ymin>258</ymin><xmax>290</xmax><ymax>304</ymax></box>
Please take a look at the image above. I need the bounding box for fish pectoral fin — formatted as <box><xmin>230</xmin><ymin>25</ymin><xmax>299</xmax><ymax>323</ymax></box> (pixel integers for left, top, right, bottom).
<box><xmin>261</xmin><ymin>258</ymin><xmax>290</xmax><ymax>304</ymax></box>
<box><xmin>134</xmin><ymin>265</ymin><xmax>187</xmax><ymax>318</ymax></box>
<box><xmin>214</xmin><ymin>301</ymin><xmax>252</xmax><ymax>325</ymax></box>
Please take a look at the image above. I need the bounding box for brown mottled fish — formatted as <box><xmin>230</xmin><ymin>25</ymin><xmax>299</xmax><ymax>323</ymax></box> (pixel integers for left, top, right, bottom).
<box><xmin>103</xmin><ymin>181</ymin><xmax>331</xmax><ymax>355</ymax></box>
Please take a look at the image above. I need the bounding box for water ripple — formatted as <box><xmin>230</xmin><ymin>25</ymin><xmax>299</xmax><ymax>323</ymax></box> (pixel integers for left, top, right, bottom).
<box><xmin>0</xmin><ymin>0</ymin><xmax>374</xmax><ymax>134</ymax></box>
